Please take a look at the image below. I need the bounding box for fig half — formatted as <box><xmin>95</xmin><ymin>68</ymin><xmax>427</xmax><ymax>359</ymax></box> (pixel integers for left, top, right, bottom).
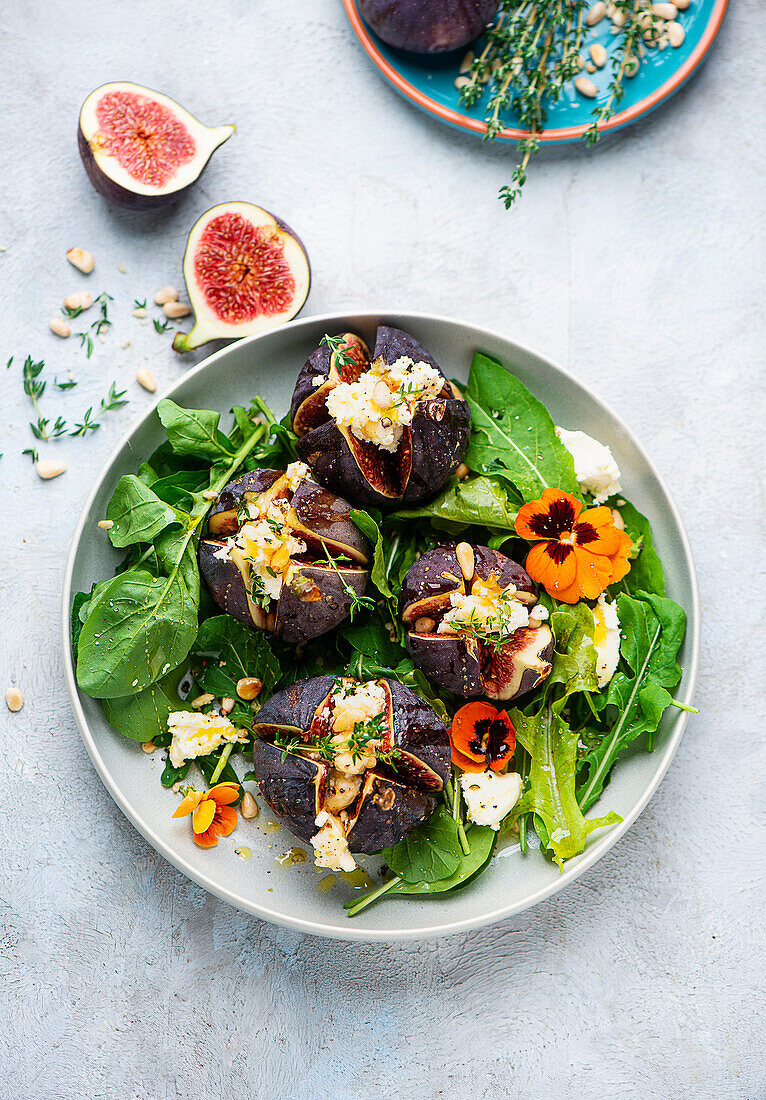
<box><xmin>78</xmin><ymin>82</ymin><xmax>234</xmax><ymax>210</ymax></box>
<box><xmin>251</xmin><ymin>676</ymin><xmax>451</xmax><ymax>867</ymax></box>
<box><xmin>198</xmin><ymin>466</ymin><xmax>370</xmax><ymax>644</ymax></box>
<box><xmin>358</xmin><ymin>0</ymin><xmax>499</xmax><ymax>53</ymax></box>
<box><xmin>173</xmin><ymin>202</ymin><xmax>311</xmax><ymax>353</ymax></box>
<box><xmin>400</xmin><ymin>542</ymin><xmax>553</xmax><ymax>702</ymax></box>
<box><xmin>291</xmin><ymin>325</ymin><xmax>471</xmax><ymax>510</ymax></box>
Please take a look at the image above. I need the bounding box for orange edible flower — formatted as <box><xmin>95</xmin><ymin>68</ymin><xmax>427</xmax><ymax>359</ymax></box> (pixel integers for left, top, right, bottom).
<box><xmin>172</xmin><ymin>782</ymin><xmax>240</xmax><ymax>848</ymax></box>
<box><xmin>450</xmin><ymin>702</ymin><xmax>516</xmax><ymax>773</ymax></box>
<box><xmin>515</xmin><ymin>489</ymin><xmax>632</xmax><ymax>604</ymax></box>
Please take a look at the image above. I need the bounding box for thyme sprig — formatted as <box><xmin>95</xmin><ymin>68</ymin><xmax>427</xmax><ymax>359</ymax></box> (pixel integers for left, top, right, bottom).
<box><xmin>70</xmin><ymin>382</ymin><xmax>129</xmax><ymax>437</ymax></box>
<box><xmin>321</xmin><ymin>546</ymin><xmax>376</xmax><ymax>622</ymax></box>
<box><xmin>320</xmin><ymin>333</ymin><xmax>359</xmax><ymax>371</ymax></box>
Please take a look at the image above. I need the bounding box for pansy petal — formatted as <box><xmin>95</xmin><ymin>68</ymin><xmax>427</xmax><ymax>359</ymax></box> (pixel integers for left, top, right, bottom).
<box><xmin>573</xmin><ymin>547</ymin><xmax>614</xmax><ymax>599</ymax></box>
<box><xmin>192</xmin><ymin>797</ymin><xmax>216</xmax><ymax>834</ymax></box>
<box><xmin>516</xmin><ymin>490</ymin><xmax>582</xmax><ymax>542</ymax></box>
<box><xmin>212</xmin><ymin>805</ymin><xmax>238</xmax><ymax>837</ymax></box>
<box><xmin>193</xmin><ymin>827</ymin><xmax>219</xmax><ymax>848</ymax></box>
<box><xmin>172</xmin><ymin>790</ymin><xmax>204</xmax><ymax>819</ymax></box>
<box><xmin>208</xmin><ymin>782</ymin><xmax>240</xmax><ymax>806</ymax></box>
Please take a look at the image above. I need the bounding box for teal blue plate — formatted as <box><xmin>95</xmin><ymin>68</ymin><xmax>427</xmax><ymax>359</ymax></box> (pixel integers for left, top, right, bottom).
<box><xmin>344</xmin><ymin>0</ymin><xmax>728</xmax><ymax>143</ymax></box>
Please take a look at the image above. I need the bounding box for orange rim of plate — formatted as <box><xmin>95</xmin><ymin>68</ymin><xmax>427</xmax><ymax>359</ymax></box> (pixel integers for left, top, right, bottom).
<box><xmin>343</xmin><ymin>0</ymin><xmax>729</xmax><ymax>142</ymax></box>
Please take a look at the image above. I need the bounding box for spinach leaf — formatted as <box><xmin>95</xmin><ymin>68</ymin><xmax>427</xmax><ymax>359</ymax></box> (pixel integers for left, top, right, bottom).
<box><xmin>191</xmin><ymin>615</ymin><xmax>282</xmax><ymax>726</ymax></box>
<box><xmin>383</xmin><ymin>805</ymin><xmax>461</xmax><ymax>883</ymax></box>
<box><xmin>102</xmin><ymin>664</ymin><xmax>191</xmax><ymax>742</ymax></box>
<box><xmin>341</xmin><ymin>614</ymin><xmax>404</xmax><ymax>667</ymax></box>
<box><xmin>577</xmin><ymin>592</ymin><xmax>686</xmax><ymax>812</ymax></box>
<box><xmin>392</xmin><ymin>475</ymin><xmax>521</xmax><ymax>532</ymax></box>
<box><xmin>70</xmin><ymin>590</ymin><xmax>91</xmax><ymax>662</ymax></box>
<box><xmin>106</xmin><ymin>475</ymin><xmax>180</xmax><ymax>548</ymax></box>
<box><xmin>465</xmin><ymin>353</ymin><xmax>578</xmax><ymax>501</ymax></box>
<box><xmin>617</xmin><ymin>500</ymin><xmax>665</xmax><ymax>597</ymax></box>
<box><xmin>157</xmin><ymin>399</ymin><xmax>235</xmax><ymax>460</ymax></box>
<box><xmin>510</xmin><ymin>704</ymin><xmax>621</xmax><ymax>867</ymax></box>
<box><xmin>390</xmin><ymin>825</ymin><xmax>496</xmax><ymax>895</ymax></box>
<box><xmin>350</xmin><ymin>508</ymin><xmax>392</xmax><ymax>598</ymax></box>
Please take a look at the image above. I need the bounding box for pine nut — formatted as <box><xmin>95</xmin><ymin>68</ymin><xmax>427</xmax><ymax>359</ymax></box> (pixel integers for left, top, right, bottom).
<box><xmin>153</xmin><ymin>286</ymin><xmax>179</xmax><ymax>306</ymax></box>
<box><xmin>611</xmin><ymin>509</ymin><xmax>626</xmax><ymax>530</ymax></box>
<box><xmin>667</xmin><ymin>20</ymin><xmax>685</xmax><ymax>46</ymax></box>
<box><xmin>36</xmin><ymin>460</ymin><xmax>66</xmax><ymax>480</ymax></box>
<box><xmin>141</xmin><ymin>740</ymin><xmax>156</xmax><ymax>753</ymax></box>
<box><xmin>585</xmin><ymin>61</ymin><xmax>597</xmax><ymax>73</ymax></box>
<box><xmin>220</xmin><ymin>697</ymin><xmax>235</xmax><ymax>715</ymax></box>
<box><xmin>240</xmin><ymin>791</ymin><xmax>259</xmax><ymax>819</ymax></box>
<box><xmin>136</xmin><ymin>368</ymin><xmax>157</xmax><ymax>393</ymax></box>
<box><xmin>49</xmin><ymin>318</ymin><xmax>71</xmax><ymax>338</ymax></box>
<box><xmin>652</xmin><ymin>2</ymin><xmax>677</xmax><ymax>17</ymax></box>
<box><xmin>459</xmin><ymin>50</ymin><xmax>474</xmax><ymax>74</ymax></box>
<box><xmin>414</xmin><ymin>616</ymin><xmax>436</xmax><ymax>634</ymax></box>
<box><xmin>5</xmin><ymin>687</ymin><xmax>24</xmax><ymax>712</ymax></box>
<box><xmin>611</xmin><ymin>8</ymin><xmax>626</xmax><ymax>25</ymax></box>
<box><xmin>237</xmin><ymin>677</ymin><xmax>262</xmax><ymax>701</ymax></box>
<box><xmin>132</xmin><ymin>307</ymin><xmax>147</xmax><ymax>318</ymax></box>
<box><xmin>98</xmin><ymin>519</ymin><xmax>114</xmax><ymax>530</ymax></box>
<box><xmin>372</xmin><ymin>380</ymin><xmax>393</xmax><ymax>408</ymax></box>
<box><xmin>674</xmin><ymin>0</ymin><xmax>690</xmax><ymax>8</ymax></box>
<box><xmin>455</xmin><ymin>462</ymin><xmax>469</xmax><ymax>480</ymax></box>
<box><xmin>202</xmin><ymin>489</ymin><xmax>218</xmax><ymax>500</ymax></box>
<box><xmin>66</xmin><ymin>247</ymin><xmax>94</xmax><ymax>274</ymax></box>
<box><xmin>586</xmin><ymin>2</ymin><xmax>606</xmax><ymax>25</ymax></box>
<box><xmin>574</xmin><ymin>76</ymin><xmax>599</xmax><ymax>97</ymax></box>
<box><xmin>163</xmin><ymin>301</ymin><xmax>191</xmax><ymax>319</ymax></box>
<box><xmin>454</xmin><ymin>75</ymin><xmax>471</xmax><ymax>91</ymax></box>
<box><xmin>590</xmin><ymin>43</ymin><xmax>607</xmax><ymax>67</ymax></box>
<box><xmin>456</xmin><ymin>541</ymin><xmax>475</xmax><ymax>581</ymax></box>
<box><xmin>191</xmin><ymin>693</ymin><xmax>214</xmax><ymax>709</ymax></box>
<box><xmin>64</xmin><ymin>291</ymin><xmax>93</xmax><ymax>311</ymax></box>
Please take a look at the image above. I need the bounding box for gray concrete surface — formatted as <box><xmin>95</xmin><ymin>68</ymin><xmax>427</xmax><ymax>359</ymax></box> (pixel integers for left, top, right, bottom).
<box><xmin>1</xmin><ymin>1</ymin><xmax>763</xmax><ymax>1097</ymax></box>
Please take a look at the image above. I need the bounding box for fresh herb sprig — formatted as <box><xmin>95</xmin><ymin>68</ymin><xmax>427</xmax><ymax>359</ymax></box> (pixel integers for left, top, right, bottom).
<box><xmin>320</xmin><ymin>333</ymin><xmax>359</xmax><ymax>371</ymax></box>
<box><xmin>70</xmin><ymin>382</ymin><xmax>129</xmax><ymax>437</ymax></box>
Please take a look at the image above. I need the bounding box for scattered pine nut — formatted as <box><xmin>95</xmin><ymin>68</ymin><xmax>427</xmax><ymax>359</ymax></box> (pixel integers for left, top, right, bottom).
<box><xmin>49</xmin><ymin>318</ymin><xmax>71</xmax><ymax>338</ymax></box>
<box><xmin>202</xmin><ymin>489</ymin><xmax>218</xmax><ymax>500</ymax></box>
<box><xmin>98</xmin><ymin>519</ymin><xmax>114</xmax><ymax>530</ymax></box>
<box><xmin>651</xmin><ymin>2</ymin><xmax>678</xmax><ymax>17</ymax></box>
<box><xmin>163</xmin><ymin>301</ymin><xmax>191</xmax><ymax>319</ymax></box>
<box><xmin>236</xmin><ymin>677</ymin><xmax>262</xmax><ymax>701</ymax></box>
<box><xmin>586</xmin><ymin>1</ymin><xmax>606</xmax><ymax>25</ymax></box>
<box><xmin>64</xmin><ymin>291</ymin><xmax>93</xmax><ymax>311</ymax></box>
<box><xmin>459</xmin><ymin>50</ymin><xmax>474</xmax><ymax>74</ymax></box>
<box><xmin>191</xmin><ymin>693</ymin><xmax>214</xmax><ymax>710</ymax></box>
<box><xmin>611</xmin><ymin>8</ymin><xmax>627</xmax><ymax>25</ymax></box>
<box><xmin>454</xmin><ymin>75</ymin><xmax>471</xmax><ymax>91</ymax></box>
<box><xmin>414</xmin><ymin>616</ymin><xmax>436</xmax><ymax>634</ymax></box>
<box><xmin>585</xmin><ymin>61</ymin><xmax>597</xmax><ymax>73</ymax></box>
<box><xmin>36</xmin><ymin>460</ymin><xmax>66</xmax><ymax>480</ymax></box>
<box><xmin>5</xmin><ymin>687</ymin><xmax>24</xmax><ymax>713</ymax></box>
<box><xmin>372</xmin><ymin>380</ymin><xmax>393</xmax><ymax>408</ymax></box>
<box><xmin>455</xmin><ymin>462</ymin><xmax>469</xmax><ymax>480</ymax></box>
<box><xmin>66</xmin><ymin>247</ymin><xmax>94</xmax><ymax>274</ymax></box>
<box><xmin>120</xmin><ymin>339</ymin><xmax>131</xmax><ymax>349</ymax></box>
<box><xmin>136</xmin><ymin>368</ymin><xmax>157</xmax><ymax>393</ymax></box>
<box><xmin>624</xmin><ymin>54</ymin><xmax>640</xmax><ymax>76</ymax></box>
<box><xmin>141</xmin><ymin>740</ymin><xmax>156</xmax><ymax>753</ymax></box>
<box><xmin>153</xmin><ymin>286</ymin><xmax>179</xmax><ymax>306</ymax></box>
<box><xmin>220</xmin><ymin>697</ymin><xmax>236</xmax><ymax>715</ymax></box>
<box><xmin>132</xmin><ymin>307</ymin><xmax>148</xmax><ymax>319</ymax></box>
<box><xmin>116</xmin><ymin>263</ymin><xmax>127</xmax><ymax>273</ymax></box>
<box><xmin>574</xmin><ymin>76</ymin><xmax>599</xmax><ymax>97</ymax></box>
<box><xmin>674</xmin><ymin>0</ymin><xmax>690</xmax><ymax>8</ymax></box>
<box><xmin>456</xmin><ymin>541</ymin><xmax>475</xmax><ymax>581</ymax></box>
<box><xmin>240</xmin><ymin>792</ymin><xmax>259</xmax><ymax>820</ymax></box>
<box><xmin>590</xmin><ymin>43</ymin><xmax>607</xmax><ymax>67</ymax></box>
<box><xmin>667</xmin><ymin>20</ymin><xmax>686</xmax><ymax>46</ymax></box>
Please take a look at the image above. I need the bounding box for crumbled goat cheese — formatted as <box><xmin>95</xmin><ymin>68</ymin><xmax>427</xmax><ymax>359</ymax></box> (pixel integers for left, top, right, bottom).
<box><xmin>330</xmin><ymin>680</ymin><xmax>387</xmax><ymax>775</ymax></box>
<box><xmin>284</xmin><ymin>461</ymin><xmax>310</xmax><ymax>491</ymax></box>
<box><xmin>325</xmin><ymin>355</ymin><xmax>443</xmax><ymax>452</ymax></box>
<box><xmin>312</xmin><ymin>375</ymin><xmax>325</xmax><ymax>387</ymax></box>
<box><xmin>529</xmin><ymin>603</ymin><xmax>549</xmax><ymax>623</ymax></box>
<box><xmin>438</xmin><ymin>577</ymin><xmax>529</xmax><ymax>637</ymax></box>
<box><xmin>167</xmin><ymin>711</ymin><xmax>248</xmax><ymax>769</ymax></box>
<box><xmin>311</xmin><ymin>810</ymin><xmax>357</xmax><ymax>872</ymax></box>
<box><xmin>226</xmin><ymin>498</ymin><xmax>307</xmax><ymax>601</ymax></box>
<box><xmin>459</xmin><ymin>770</ymin><xmax>522</xmax><ymax>831</ymax></box>
<box><xmin>555</xmin><ymin>427</ymin><xmax>622</xmax><ymax>505</ymax></box>
<box><xmin>593</xmin><ymin>594</ymin><xmax>621</xmax><ymax>688</ymax></box>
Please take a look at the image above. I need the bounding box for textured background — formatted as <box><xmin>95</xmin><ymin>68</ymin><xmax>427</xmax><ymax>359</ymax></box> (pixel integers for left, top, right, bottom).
<box><xmin>1</xmin><ymin>2</ymin><xmax>763</xmax><ymax>1098</ymax></box>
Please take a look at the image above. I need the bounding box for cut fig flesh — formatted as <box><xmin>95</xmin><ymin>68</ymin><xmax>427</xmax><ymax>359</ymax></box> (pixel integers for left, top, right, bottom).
<box><xmin>173</xmin><ymin>202</ymin><xmax>310</xmax><ymax>353</ymax></box>
<box><xmin>78</xmin><ymin>82</ymin><xmax>234</xmax><ymax>210</ymax></box>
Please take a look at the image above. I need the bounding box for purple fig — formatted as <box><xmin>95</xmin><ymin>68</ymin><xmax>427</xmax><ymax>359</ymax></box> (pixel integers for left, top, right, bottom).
<box><xmin>358</xmin><ymin>0</ymin><xmax>499</xmax><ymax>54</ymax></box>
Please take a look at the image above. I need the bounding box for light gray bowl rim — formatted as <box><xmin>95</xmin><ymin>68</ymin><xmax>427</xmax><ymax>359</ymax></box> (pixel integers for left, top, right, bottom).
<box><xmin>61</xmin><ymin>310</ymin><xmax>700</xmax><ymax>942</ymax></box>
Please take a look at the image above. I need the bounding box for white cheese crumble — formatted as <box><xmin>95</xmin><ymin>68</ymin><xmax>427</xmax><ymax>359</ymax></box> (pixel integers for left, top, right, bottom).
<box><xmin>167</xmin><ymin>711</ymin><xmax>248</xmax><ymax>769</ymax></box>
<box><xmin>593</xmin><ymin>594</ymin><xmax>621</xmax><ymax>688</ymax></box>
<box><xmin>438</xmin><ymin>576</ymin><xmax>529</xmax><ymax>637</ymax></box>
<box><xmin>325</xmin><ymin>355</ymin><xmax>443</xmax><ymax>452</ymax></box>
<box><xmin>529</xmin><ymin>603</ymin><xmax>549</xmax><ymax>623</ymax></box>
<box><xmin>284</xmin><ymin>460</ymin><xmax>310</xmax><ymax>491</ymax></box>
<box><xmin>312</xmin><ymin>374</ymin><xmax>325</xmax><ymax>387</ymax></box>
<box><xmin>459</xmin><ymin>770</ymin><xmax>522</xmax><ymax>831</ymax></box>
<box><xmin>555</xmin><ymin>426</ymin><xmax>622</xmax><ymax>505</ymax></box>
<box><xmin>311</xmin><ymin>810</ymin><xmax>357</xmax><ymax>872</ymax></box>
<box><xmin>329</xmin><ymin>680</ymin><xmax>387</xmax><ymax>776</ymax></box>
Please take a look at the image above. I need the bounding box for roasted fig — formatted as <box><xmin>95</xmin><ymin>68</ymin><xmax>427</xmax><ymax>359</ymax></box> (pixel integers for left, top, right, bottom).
<box><xmin>400</xmin><ymin>541</ymin><xmax>554</xmax><ymax>702</ymax></box>
<box><xmin>78</xmin><ymin>82</ymin><xmax>234</xmax><ymax>210</ymax></box>
<box><xmin>291</xmin><ymin>326</ymin><xmax>471</xmax><ymax>510</ymax></box>
<box><xmin>358</xmin><ymin>0</ymin><xmax>498</xmax><ymax>53</ymax></box>
<box><xmin>173</xmin><ymin>202</ymin><xmax>311</xmax><ymax>353</ymax></box>
<box><xmin>252</xmin><ymin>675</ymin><xmax>451</xmax><ymax>870</ymax></box>
<box><xmin>198</xmin><ymin>463</ymin><xmax>370</xmax><ymax>644</ymax></box>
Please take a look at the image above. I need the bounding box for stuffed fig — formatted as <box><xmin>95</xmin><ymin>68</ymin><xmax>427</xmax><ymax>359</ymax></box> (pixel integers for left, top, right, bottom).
<box><xmin>198</xmin><ymin>463</ymin><xmax>370</xmax><ymax>644</ymax></box>
<box><xmin>251</xmin><ymin>675</ymin><xmax>451</xmax><ymax>872</ymax></box>
<box><xmin>400</xmin><ymin>541</ymin><xmax>554</xmax><ymax>702</ymax></box>
<box><xmin>290</xmin><ymin>326</ymin><xmax>471</xmax><ymax>511</ymax></box>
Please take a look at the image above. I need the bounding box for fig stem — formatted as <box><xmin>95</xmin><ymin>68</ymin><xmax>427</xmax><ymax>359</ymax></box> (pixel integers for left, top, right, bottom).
<box><xmin>209</xmin><ymin>741</ymin><xmax>234</xmax><ymax>785</ymax></box>
<box><xmin>344</xmin><ymin>875</ymin><xmax>402</xmax><ymax>917</ymax></box>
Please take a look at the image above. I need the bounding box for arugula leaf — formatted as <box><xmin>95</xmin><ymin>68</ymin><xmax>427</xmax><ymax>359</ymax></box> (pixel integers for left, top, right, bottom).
<box><xmin>383</xmin><ymin>805</ymin><xmax>461</xmax><ymax>883</ymax></box>
<box><xmin>510</xmin><ymin>704</ymin><xmax>621</xmax><ymax>867</ymax></box>
<box><xmin>577</xmin><ymin>592</ymin><xmax>686</xmax><ymax>812</ymax></box>
<box><xmin>465</xmin><ymin>353</ymin><xmax>578</xmax><ymax>500</ymax></box>
<box><xmin>157</xmin><ymin>399</ymin><xmax>235</xmax><ymax>460</ymax></box>
<box><xmin>102</xmin><ymin>664</ymin><xmax>191</xmax><ymax>742</ymax></box>
<box><xmin>545</xmin><ymin>601</ymin><xmax>598</xmax><ymax>704</ymax></box>
<box><xmin>392</xmin><ymin>475</ymin><xmax>521</xmax><ymax>532</ymax></box>
<box><xmin>105</xmin><ymin>475</ymin><xmax>180</xmax><ymax>548</ymax></box>
<box><xmin>616</xmin><ymin>500</ymin><xmax>665</xmax><ymax>597</ymax></box>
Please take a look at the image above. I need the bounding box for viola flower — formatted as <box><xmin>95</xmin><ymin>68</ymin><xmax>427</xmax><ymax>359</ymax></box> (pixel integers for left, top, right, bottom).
<box><xmin>172</xmin><ymin>782</ymin><xmax>240</xmax><ymax>848</ymax></box>
<box><xmin>450</xmin><ymin>702</ymin><xmax>516</xmax><ymax>773</ymax></box>
<box><xmin>515</xmin><ymin>489</ymin><xmax>632</xmax><ymax>604</ymax></box>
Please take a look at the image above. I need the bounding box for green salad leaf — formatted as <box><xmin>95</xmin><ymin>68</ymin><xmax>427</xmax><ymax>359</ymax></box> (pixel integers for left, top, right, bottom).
<box><xmin>616</xmin><ymin>500</ymin><xmax>666</xmax><ymax>597</ymax></box>
<box><xmin>383</xmin><ymin>805</ymin><xmax>461</xmax><ymax>883</ymax></box>
<box><xmin>350</xmin><ymin>508</ymin><xmax>392</xmax><ymax>598</ymax></box>
<box><xmin>157</xmin><ymin>399</ymin><xmax>235</xmax><ymax>460</ymax></box>
<box><xmin>465</xmin><ymin>353</ymin><xmax>578</xmax><ymax>501</ymax></box>
<box><xmin>392</xmin><ymin>474</ymin><xmax>520</xmax><ymax>532</ymax></box>
<box><xmin>191</xmin><ymin>615</ymin><xmax>282</xmax><ymax>727</ymax></box>
<box><xmin>545</xmin><ymin>601</ymin><xmax>598</xmax><ymax>703</ymax></box>
<box><xmin>388</xmin><ymin>824</ymin><xmax>496</xmax><ymax>895</ymax></box>
<box><xmin>102</xmin><ymin>664</ymin><xmax>191</xmax><ymax>743</ymax></box>
<box><xmin>105</xmin><ymin>475</ymin><xmax>180</xmax><ymax>548</ymax></box>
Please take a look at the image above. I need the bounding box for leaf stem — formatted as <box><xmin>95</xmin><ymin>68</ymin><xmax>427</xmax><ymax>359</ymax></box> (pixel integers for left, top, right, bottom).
<box><xmin>209</xmin><ymin>742</ymin><xmax>234</xmax><ymax>785</ymax></box>
<box><xmin>344</xmin><ymin>875</ymin><xmax>402</xmax><ymax>916</ymax></box>
<box><xmin>669</xmin><ymin>699</ymin><xmax>699</xmax><ymax>713</ymax></box>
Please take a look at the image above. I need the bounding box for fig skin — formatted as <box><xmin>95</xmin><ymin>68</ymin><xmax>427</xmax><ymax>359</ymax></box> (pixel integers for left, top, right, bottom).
<box><xmin>290</xmin><ymin>333</ymin><xmax>371</xmax><ymax>435</ymax></box>
<box><xmin>358</xmin><ymin>0</ymin><xmax>498</xmax><ymax>53</ymax></box>
<box><xmin>400</xmin><ymin>543</ymin><xmax>553</xmax><ymax>703</ymax></box>
<box><xmin>77</xmin><ymin>82</ymin><xmax>235</xmax><ymax>211</ymax></box>
<box><xmin>198</xmin><ymin>470</ymin><xmax>370</xmax><ymax>643</ymax></box>
<box><xmin>251</xmin><ymin>676</ymin><xmax>450</xmax><ymax>853</ymax></box>
<box><xmin>292</xmin><ymin>325</ymin><xmax>471</xmax><ymax>511</ymax></box>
